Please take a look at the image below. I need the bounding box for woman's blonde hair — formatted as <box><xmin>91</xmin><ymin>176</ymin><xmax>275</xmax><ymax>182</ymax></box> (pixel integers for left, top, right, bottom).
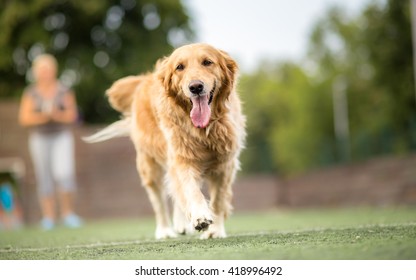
<box><xmin>32</xmin><ymin>54</ymin><xmax>58</xmax><ymax>71</ymax></box>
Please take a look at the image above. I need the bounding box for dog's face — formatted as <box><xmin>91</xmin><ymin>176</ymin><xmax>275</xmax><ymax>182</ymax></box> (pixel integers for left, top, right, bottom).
<box><xmin>158</xmin><ymin>44</ymin><xmax>238</xmax><ymax>128</ymax></box>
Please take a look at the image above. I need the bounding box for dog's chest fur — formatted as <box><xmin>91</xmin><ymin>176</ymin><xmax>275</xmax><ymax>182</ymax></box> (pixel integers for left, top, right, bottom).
<box><xmin>165</xmin><ymin>114</ymin><xmax>238</xmax><ymax>170</ymax></box>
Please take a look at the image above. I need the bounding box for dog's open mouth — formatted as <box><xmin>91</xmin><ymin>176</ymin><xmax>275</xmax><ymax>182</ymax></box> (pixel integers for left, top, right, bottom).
<box><xmin>190</xmin><ymin>81</ymin><xmax>216</xmax><ymax>129</ymax></box>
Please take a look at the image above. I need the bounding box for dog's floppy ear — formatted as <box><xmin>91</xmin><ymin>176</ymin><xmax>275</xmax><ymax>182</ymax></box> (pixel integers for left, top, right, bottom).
<box><xmin>156</xmin><ymin>56</ymin><xmax>173</xmax><ymax>93</ymax></box>
<box><xmin>219</xmin><ymin>50</ymin><xmax>238</xmax><ymax>94</ymax></box>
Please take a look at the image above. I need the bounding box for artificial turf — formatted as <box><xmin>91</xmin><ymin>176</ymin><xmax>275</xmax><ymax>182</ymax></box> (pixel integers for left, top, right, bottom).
<box><xmin>1</xmin><ymin>207</ymin><xmax>415</xmax><ymax>260</ymax></box>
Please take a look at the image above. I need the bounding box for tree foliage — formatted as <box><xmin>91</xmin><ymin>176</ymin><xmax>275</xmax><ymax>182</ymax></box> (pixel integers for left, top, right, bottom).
<box><xmin>240</xmin><ymin>0</ymin><xmax>415</xmax><ymax>175</ymax></box>
<box><xmin>1</xmin><ymin>0</ymin><xmax>414</xmax><ymax>175</ymax></box>
<box><xmin>0</xmin><ymin>0</ymin><xmax>193</xmax><ymax>123</ymax></box>
<box><xmin>240</xmin><ymin>63</ymin><xmax>335</xmax><ymax>174</ymax></box>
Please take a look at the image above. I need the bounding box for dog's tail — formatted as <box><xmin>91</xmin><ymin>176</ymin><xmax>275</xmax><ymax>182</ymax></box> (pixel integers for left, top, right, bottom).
<box><xmin>106</xmin><ymin>75</ymin><xmax>144</xmax><ymax>113</ymax></box>
<box><xmin>83</xmin><ymin>117</ymin><xmax>131</xmax><ymax>143</ymax></box>
<box><xmin>84</xmin><ymin>75</ymin><xmax>143</xmax><ymax>143</ymax></box>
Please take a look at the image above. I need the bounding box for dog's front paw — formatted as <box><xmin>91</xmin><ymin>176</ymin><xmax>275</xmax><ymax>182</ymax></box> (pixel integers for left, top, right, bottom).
<box><xmin>193</xmin><ymin>217</ymin><xmax>213</xmax><ymax>232</ymax></box>
<box><xmin>190</xmin><ymin>206</ymin><xmax>213</xmax><ymax>232</ymax></box>
<box><xmin>155</xmin><ymin>227</ymin><xmax>177</xmax><ymax>240</ymax></box>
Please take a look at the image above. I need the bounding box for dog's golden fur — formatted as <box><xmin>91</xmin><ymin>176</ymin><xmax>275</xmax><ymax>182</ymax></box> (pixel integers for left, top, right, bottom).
<box><xmin>94</xmin><ymin>43</ymin><xmax>245</xmax><ymax>239</ymax></box>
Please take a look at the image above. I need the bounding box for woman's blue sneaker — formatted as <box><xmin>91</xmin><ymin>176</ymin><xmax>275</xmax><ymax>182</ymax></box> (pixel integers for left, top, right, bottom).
<box><xmin>40</xmin><ymin>218</ymin><xmax>55</xmax><ymax>231</ymax></box>
<box><xmin>63</xmin><ymin>213</ymin><xmax>83</xmax><ymax>228</ymax></box>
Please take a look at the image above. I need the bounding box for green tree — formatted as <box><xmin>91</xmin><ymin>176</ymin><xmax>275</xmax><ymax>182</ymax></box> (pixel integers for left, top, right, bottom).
<box><xmin>307</xmin><ymin>0</ymin><xmax>415</xmax><ymax>158</ymax></box>
<box><xmin>363</xmin><ymin>0</ymin><xmax>415</xmax><ymax>152</ymax></box>
<box><xmin>240</xmin><ymin>0</ymin><xmax>415</xmax><ymax>175</ymax></box>
<box><xmin>306</xmin><ymin>5</ymin><xmax>391</xmax><ymax>160</ymax></box>
<box><xmin>240</xmin><ymin>62</ymin><xmax>335</xmax><ymax>175</ymax></box>
<box><xmin>0</xmin><ymin>0</ymin><xmax>193</xmax><ymax>123</ymax></box>
<box><xmin>239</xmin><ymin>64</ymin><xmax>282</xmax><ymax>173</ymax></box>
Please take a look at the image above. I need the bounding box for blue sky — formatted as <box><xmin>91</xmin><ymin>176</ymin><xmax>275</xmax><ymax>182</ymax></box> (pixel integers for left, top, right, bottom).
<box><xmin>183</xmin><ymin>0</ymin><xmax>384</xmax><ymax>72</ymax></box>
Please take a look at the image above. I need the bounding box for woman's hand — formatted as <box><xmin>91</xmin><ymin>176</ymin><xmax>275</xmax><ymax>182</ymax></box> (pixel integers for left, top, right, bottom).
<box><xmin>50</xmin><ymin>92</ymin><xmax>78</xmax><ymax>124</ymax></box>
<box><xmin>19</xmin><ymin>90</ymin><xmax>78</xmax><ymax>127</ymax></box>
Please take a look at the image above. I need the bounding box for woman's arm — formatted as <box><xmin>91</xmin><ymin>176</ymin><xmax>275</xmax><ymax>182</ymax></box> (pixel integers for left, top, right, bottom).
<box><xmin>18</xmin><ymin>92</ymin><xmax>50</xmax><ymax>127</ymax></box>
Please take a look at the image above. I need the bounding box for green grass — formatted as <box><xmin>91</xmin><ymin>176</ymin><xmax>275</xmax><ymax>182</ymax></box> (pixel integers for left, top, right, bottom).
<box><xmin>1</xmin><ymin>207</ymin><xmax>416</xmax><ymax>259</ymax></box>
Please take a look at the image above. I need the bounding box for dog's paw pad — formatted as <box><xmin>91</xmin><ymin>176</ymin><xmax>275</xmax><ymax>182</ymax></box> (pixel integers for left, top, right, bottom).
<box><xmin>194</xmin><ymin>218</ymin><xmax>213</xmax><ymax>232</ymax></box>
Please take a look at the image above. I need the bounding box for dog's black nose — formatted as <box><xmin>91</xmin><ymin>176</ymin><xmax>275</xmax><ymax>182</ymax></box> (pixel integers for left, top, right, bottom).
<box><xmin>189</xmin><ymin>80</ymin><xmax>204</xmax><ymax>95</ymax></box>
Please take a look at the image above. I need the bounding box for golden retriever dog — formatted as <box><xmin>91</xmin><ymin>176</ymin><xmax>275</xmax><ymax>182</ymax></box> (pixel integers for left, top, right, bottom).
<box><xmin>86</xmin><ymin>43</ymin><xmax>245</xmax><ymax>239</ymax></box>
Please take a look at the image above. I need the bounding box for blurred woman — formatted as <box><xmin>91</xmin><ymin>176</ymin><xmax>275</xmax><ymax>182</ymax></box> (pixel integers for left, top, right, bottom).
<box><xmin>19</xmin><ymin>54</ymin><xmax>82</xmax><ymax>230</ymax></box>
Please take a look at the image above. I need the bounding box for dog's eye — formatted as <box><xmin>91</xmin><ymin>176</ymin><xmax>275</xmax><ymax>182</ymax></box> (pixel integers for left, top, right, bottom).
<box><xmin>202</xmin><ymin>59</ymin><xmax>213</xmax><ymax>66</ymax></box>
<box><xmin>176</xmin><ymin>64</ymin><xmax>185</xmax><ymax>71</ymax></box>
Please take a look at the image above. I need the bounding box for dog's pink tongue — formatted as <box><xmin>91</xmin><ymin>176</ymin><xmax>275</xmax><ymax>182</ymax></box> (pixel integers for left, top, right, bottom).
<box><xmin>190</xmin><ymin>95</ymin><xmax>211</xmax><ymax>128</ymax></box>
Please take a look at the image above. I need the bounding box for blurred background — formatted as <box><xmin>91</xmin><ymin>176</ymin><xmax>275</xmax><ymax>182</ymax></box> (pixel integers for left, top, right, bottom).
<box><xmin>0</xmin><ymin>0</ymin><xmax>415</xmax><ymax>226</ymax></box>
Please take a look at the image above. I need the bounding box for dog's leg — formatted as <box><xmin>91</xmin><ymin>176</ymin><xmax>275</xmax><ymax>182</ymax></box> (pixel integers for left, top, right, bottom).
<box><xmin>173</xmin><ymin>201</ymin><xmax>194</xmax><ymax>235</ymax></box>
<box><xmin>168</xmin><ymin>166</ymin><xmax>213</xmax><ymax>232</ymax></box>
<box><xmin>201</xmin><ymin>163</ymin><xmax>237</xmax><ymax>239</ymax></box>
<box><xmin>137</xmin><ymin>153</ymin><xmax>176</xmax><ymax>239</ymax></box>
